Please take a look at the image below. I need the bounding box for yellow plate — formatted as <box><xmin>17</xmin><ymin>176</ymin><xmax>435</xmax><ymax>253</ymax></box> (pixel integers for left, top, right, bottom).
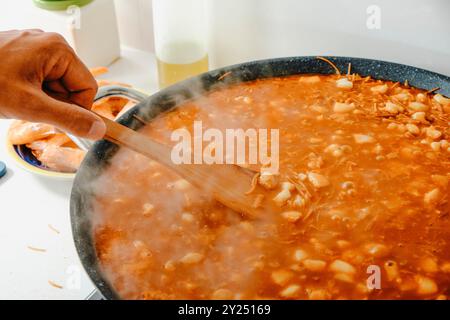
<box><xmin>6</xmin><ymin>138</ymin><xmax>76</xmax><ymax>180</ymax></box>
<box><xmin>5</xmin><ymin>87</ymin><xmax>149</xmax><ymax>180</ymax></box>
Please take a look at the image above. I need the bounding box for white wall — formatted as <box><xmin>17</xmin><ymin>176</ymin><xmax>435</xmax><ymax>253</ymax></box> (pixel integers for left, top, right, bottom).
<box><xmin>1</xmin><ymin>0</ymin><xmax>449</xmax><ymax>74</ymax></box>
<box><xmin>115</xmin><ymin>0</ymin><xmax>450</xmax><ymax>75</ymax></box>
<box><xmin>113</xmin><ymin>0</ymin><xmax>154</xmax><ymax>53</ymax></box>
<box><xmin>0</xmin><ymin>0</ymin><xmax>155</xmax><ymax>54</ymax></box>
<box><xmin>206</xmin><ymin>0</ymin><xmax>450</xmax><ymax>75</ymax></box>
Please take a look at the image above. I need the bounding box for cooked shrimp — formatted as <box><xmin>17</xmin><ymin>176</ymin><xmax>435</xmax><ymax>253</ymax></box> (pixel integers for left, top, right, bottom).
<box><xmin>115</xmin><ymin>100</ymin><xmax>137</xmax><ymax>120</ymax></box>
<box><xmin>8</xmin><ymin>67</ymin><xmax>137</xmax><ymax>173</ymax></box>
<box><xmin>27</xmin><ymin>140</ymin><xmax>48</xmax><ymax>157</ymax></box>
<box><xmin>27</xmin><ymin>133</ymin><xmax>73</xmax><ymax>157</ymax></box>
<box><xmin>8</xmin><ymin>120</ymin><xmax>57</xmax><ymax>145</ymax></box>
<box><xmin>90</xmin><ymin>66</ymin><xmax>109</xmax><ymax>77</ymax></box>
<box><xmin>37</xmin><ymin>145</ymin><xmax>86</xmax><ymax>173</ymax></box>
<box><xmin>90</xmin><ymin>66</ymin><xmax>131</xmax><ymax>87</ymax></box>
<box><xmin>91</xmin><ymin>96</ymin><xmax>131</xmax><ymax>120</ymax></box>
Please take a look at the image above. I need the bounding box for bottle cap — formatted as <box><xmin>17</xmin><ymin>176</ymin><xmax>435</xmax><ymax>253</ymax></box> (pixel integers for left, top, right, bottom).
<box><xmin>0</xmin><ymin>161</ymin><xmax>7</xmax><ymax>179</ymax></box>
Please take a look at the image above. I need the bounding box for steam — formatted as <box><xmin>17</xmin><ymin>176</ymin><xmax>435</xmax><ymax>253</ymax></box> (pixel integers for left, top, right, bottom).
<box><xmin>78</xmin><ymin>69</ymin><xmax>287</xmax><ymax>299</ymax></box>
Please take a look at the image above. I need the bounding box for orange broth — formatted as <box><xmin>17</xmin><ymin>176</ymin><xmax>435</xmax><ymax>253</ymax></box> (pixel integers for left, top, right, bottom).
<box><xmin>92</xmin><ymin>74</ymin><xmax>450</xmax><ymax>300</ymax></box>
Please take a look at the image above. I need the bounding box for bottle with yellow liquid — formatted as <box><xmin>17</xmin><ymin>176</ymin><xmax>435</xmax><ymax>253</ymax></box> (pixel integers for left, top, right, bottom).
<box><xmin>153</xmin><ymin>0</ymin><xmax>209</xmax><ymax>89</ymax></box>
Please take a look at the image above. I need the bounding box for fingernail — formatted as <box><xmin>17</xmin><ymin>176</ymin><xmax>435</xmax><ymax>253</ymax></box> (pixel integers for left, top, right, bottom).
<box><xmin>88</xmin><ymin>120</ymin><xmax>106</xmax><ymax>140</ymax></box>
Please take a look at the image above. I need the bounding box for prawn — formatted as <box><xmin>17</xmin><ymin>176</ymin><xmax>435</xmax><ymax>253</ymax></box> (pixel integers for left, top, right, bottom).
<box><xmin>26</xmin><ymin>133</ymin><xmax>84</xmax><ymax>172</ymax></box>
<box><xmin>38</xmin><ymin>145</ymin><xmax>86</xmax><ymax>173</ymax></box>
<box><xmin>91</xmin><ymin>96</ymin><xmax>134</xmax><ymax>120</ymax></box>
<box><xmin>89</xmin><ymin>66</ymin><xmax>131</xmax><ymax>87</ymax></box>
<box><xmin>8</xmin><ymin>121</ymin><xmax>57</xmax><ymax>145</ymax></box>
<box><xmin>27</xmin><ymin>133</ymin><xmax>73</xmax><ymax>157</ymax></box>
<box><xmin>90</xmin><ymin>66</ymin><xmax>109</xmax><ymax>77</ymax></box>
<box><xmin>8</xmin><ymin>66</ymin><xmax>137</xmax><ymax>173</ymax></box>
<box><xmin>115</xmin><ymin>100</ymin><xmax>137</xmax><ymax>120</ymax></box>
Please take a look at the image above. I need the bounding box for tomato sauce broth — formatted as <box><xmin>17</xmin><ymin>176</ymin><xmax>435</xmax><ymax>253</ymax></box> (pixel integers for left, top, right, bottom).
<box><xmin>92</xmin><ymin>74</ymin><xmax>450</xmax><ymax>299</ymax></box>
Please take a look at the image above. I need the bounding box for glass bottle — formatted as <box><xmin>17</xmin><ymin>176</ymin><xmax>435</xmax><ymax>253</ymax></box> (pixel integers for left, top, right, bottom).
<box><xmin>152</xmin><ymin>0</ymin><xmax>209</xmax><ymax>89</ymax></box>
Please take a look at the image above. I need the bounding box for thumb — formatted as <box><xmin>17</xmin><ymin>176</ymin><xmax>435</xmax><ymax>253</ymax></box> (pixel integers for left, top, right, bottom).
<box><xmin>32</xmin><ymin>91</ymin><xmax>106</xmax><ymax>140</ymax></box>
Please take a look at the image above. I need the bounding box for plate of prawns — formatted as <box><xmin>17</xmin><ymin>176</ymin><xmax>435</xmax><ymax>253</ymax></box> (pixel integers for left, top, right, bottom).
<box><xmin>6</xmin><ymin>67</ymin><xmax>139</xmax><ymax>179</ymax></box>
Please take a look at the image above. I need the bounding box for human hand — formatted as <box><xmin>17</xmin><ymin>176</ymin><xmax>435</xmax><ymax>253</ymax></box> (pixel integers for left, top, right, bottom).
<box><xmin>0</xmin><ymin>29</ymin><xmax>106</xmax><ymax>139</ymax></box>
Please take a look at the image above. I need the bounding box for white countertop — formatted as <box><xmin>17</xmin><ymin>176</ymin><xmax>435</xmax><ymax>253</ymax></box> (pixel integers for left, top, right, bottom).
<box><xmin>0</xmin><ymin>47</ymin><xmax>158</xmax><ymax>299</ymax></box>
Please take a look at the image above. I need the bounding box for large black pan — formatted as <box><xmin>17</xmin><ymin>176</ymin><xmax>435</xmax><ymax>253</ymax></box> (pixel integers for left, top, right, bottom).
<box><xmin>70</xmin><ymin>56</ymin><xmax>450</xmax><ymax>300</ymax></box>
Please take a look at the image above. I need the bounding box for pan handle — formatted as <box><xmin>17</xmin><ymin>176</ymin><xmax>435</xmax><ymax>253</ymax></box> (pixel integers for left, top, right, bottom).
<box><xmin>68</xmin><ymin>86</ymin><xmax>149</xmax><ymax>151</ymax></box>
<box><xmin>95</xmin><ymin>85</ymin><xmax>149</xmax><ymax>103</ymax></box>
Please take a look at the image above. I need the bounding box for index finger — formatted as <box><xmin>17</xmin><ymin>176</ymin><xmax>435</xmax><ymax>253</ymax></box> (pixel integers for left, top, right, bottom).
<box><xmin>62</xmin><ymin>54</ymin><xmax>98</xmax><ymax>109</ymax></box>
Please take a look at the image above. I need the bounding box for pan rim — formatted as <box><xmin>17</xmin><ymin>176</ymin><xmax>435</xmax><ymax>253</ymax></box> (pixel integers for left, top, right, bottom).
<box><xmin>70</xmin><ymin>55</ymin><xmax>450</xmax><ymax>300</ymax></box>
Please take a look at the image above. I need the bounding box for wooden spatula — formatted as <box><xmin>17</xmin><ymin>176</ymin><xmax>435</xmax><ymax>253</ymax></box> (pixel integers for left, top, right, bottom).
<box><xmin>100</xmin><ymin>115</ymin><xmax>267</xmax><ymax>217</ymax></box>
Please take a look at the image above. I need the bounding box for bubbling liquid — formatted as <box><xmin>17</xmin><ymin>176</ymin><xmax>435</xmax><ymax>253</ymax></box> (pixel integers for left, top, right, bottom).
<box><xmin>92</xmin><ymin>74</ymin><xmax>450</xmax><ymax>300</ymax></box>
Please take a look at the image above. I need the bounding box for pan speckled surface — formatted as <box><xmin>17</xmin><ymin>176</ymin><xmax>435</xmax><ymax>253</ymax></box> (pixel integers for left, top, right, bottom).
<box><xmin>70</xmin><ymin>56</ymin><xmax>450</xmax><ymax>300</ymax></box>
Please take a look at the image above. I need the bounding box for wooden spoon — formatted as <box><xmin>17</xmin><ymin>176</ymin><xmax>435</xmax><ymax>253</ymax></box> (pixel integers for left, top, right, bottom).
<box><xmin>100</xmin><ymin>115</ymin><xmax>268</xmax><ymax>217</ymax></box>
